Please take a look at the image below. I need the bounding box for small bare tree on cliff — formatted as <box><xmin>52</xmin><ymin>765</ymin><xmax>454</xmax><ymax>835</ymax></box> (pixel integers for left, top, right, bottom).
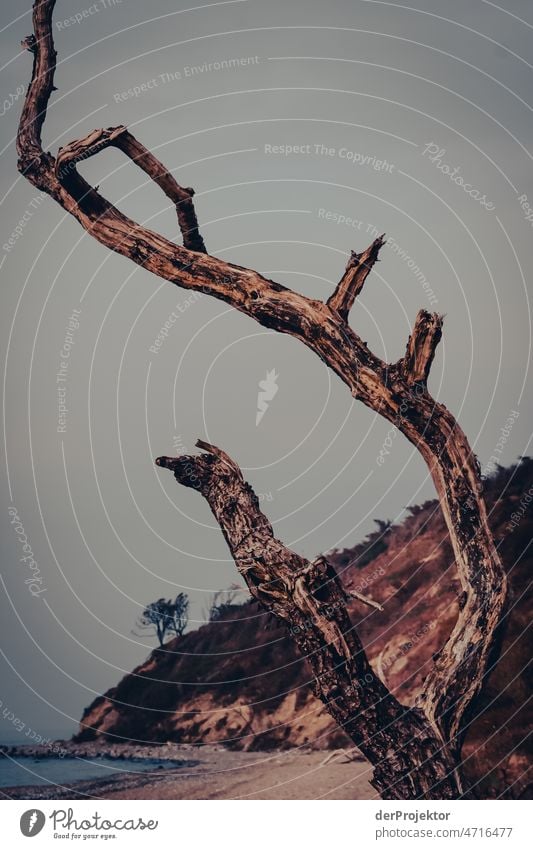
<box><xmin>134</xmin><ymin>593</ymin><xmax>189</xmax><ymax>647</ymax></box>
<box><xmin>17</xmin><ymin>0</ymin><xmax>507</xmax><ymax>799</ymax></box>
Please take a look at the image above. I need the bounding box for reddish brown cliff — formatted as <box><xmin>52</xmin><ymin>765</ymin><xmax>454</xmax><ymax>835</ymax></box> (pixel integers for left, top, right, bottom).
<box><xmin>76</xmin><ymin>460</ymin><xmax>532</xmax><ymax>798</ymax></box>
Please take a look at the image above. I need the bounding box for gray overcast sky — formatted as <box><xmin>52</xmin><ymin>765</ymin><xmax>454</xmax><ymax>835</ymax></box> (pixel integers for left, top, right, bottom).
<box><xmin>1</xmin><ymin>0</ymin><xmax>532</xmax><ymax>740</ymax></box>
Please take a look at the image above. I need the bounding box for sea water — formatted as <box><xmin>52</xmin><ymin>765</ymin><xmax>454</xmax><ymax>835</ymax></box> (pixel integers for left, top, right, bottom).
<box><xmin>0</xmin><ymin>755</ymin><xmax>182</xmax><ymax>789</ymax></box>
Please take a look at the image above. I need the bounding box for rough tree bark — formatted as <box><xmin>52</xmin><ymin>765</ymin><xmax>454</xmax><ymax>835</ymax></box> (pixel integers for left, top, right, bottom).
<box><xmin>156</xmin><ymin>442</ymin><xmax>462</xmax><ymax>799</ymax></box>
<box><xmin>16</xmin><ymin>0</ymin><xmax>507</xmax><ymax>799</ymax></box>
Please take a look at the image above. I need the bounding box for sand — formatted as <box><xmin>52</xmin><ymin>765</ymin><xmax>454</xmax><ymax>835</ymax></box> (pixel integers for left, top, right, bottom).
<box><xmin>2</xmin><ymin>747</ymin><xmax>376</xmax><ymax>801</ymax></box>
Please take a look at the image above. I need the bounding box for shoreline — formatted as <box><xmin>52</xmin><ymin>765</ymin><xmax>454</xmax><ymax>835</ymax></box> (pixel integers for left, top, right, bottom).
<box><xmin>0</xmin><ymin>744</ymin><xmax>373</xmax><ymax>801</ymax></box>
<box><xmin>0</xmin><ymin>739</ymin><xmax>202</xmax><ymax>762</ymax></box>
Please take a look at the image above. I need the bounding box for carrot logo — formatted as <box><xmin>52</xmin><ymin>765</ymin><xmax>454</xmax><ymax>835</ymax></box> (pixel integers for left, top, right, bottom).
<box><xmin>20</xmin><ymin>809</ymin><xmax>45</xmax><ymax>837</ymax></box>
<box><xmin>256</xmin><ymin>369</ymin><xmax>279</xmax><ymax>426</ymax></box>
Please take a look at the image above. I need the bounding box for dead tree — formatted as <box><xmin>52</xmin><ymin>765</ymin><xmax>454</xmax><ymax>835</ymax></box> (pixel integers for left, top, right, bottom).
<box><xmin>17</xmin><ymin>0</ymin><xmax>507</xmax><ymax>799</ymax></box>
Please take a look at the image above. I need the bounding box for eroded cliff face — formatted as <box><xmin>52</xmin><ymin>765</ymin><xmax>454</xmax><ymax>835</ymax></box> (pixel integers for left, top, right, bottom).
<box><xmin>76</xmin><ymin>461</ymin><xmax>532</xmax><ymax>798</ymax></box>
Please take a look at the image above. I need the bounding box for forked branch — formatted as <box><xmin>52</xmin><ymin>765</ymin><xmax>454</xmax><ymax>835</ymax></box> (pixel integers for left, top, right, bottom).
<box><xmin>16</xmin><ymin>0</ymin><xmax>507</xmax><ymax>797</ymax></box>
<box><xmin>55</xmin><ymin>126</ymin><xmax>206</xmax><ymax>252</ymax></box>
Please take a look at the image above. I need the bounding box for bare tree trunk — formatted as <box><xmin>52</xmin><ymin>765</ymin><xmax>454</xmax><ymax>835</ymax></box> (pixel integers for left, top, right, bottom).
<box><xmin>157</xmin><ymin>443</ymin><xmax>462</xmax><ymax>799</ymax></box>
<box><xmin>16</xmin><ymin>0</ymin><xmax>507</xmax><ymax>798</ymax></box>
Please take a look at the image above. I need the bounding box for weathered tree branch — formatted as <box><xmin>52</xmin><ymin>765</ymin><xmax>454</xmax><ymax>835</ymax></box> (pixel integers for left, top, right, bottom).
<box><xmin>156</xmin><ymin>442</ymin><xmax>461</xmax><ymax>799</ymax></box>
<box><xmin>55</xmin><ymin>125</ymin><xmax>206</xmax><ymax>252</ymax></box>
<box><xmin>400</xmin><ymin>309</ymin><xmax>444</xmax><ymax>385</ymax></box>
<box><xmin>326</xmin><ymin>235</ymin><xmax>385</xmax><ymax>321</ymax></box>
<box><xmin>16</xmin><ymin>0</ymin><xmax>507</xmax><ymax>796</ymax></box>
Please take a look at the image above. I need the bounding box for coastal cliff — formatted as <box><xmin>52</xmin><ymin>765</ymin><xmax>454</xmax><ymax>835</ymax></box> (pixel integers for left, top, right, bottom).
<box><xmin>76</xmin><ymin>460</ymin><xmax>532</xmax><ymax>798</ymax></box>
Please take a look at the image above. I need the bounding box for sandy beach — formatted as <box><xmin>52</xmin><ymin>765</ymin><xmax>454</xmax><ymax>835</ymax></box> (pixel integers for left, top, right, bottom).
<box><xmin>1</xmin><ymin>745</ymin><xmax>375</xmax><ymax>801</ymax></box>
